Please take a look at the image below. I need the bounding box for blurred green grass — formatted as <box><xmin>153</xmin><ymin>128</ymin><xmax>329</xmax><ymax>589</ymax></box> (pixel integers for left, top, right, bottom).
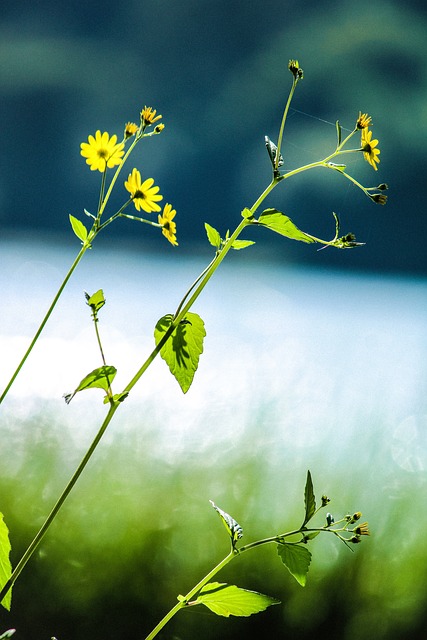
<box><xmin>1</xmin><ymin>399</ymin><xmax>426</xmax><ymax>640</ymax></box>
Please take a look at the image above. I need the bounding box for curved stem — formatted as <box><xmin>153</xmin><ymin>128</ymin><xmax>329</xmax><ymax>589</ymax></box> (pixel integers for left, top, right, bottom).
<box><xmin>275</xmin><ymin>78</ymin><xmax>298</xmax><ymax>171</ymax></box>
<box><xmin>0</xmin><ymin>243</ymin><xmax>89</xmax><ymax>405</ymax></box>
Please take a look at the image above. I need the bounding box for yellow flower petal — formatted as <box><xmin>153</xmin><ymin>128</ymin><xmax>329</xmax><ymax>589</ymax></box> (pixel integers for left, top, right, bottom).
<box><xmin>80</xmin><ymin>130</ymin><xmax>124</xmax><ymax>172</ymax></box>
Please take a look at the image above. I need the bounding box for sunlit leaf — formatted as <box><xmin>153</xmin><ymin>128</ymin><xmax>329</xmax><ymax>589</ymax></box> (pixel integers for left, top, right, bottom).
<box><xmin>154</xmin><ymin>312</ymin><xmax>206</xmax><ymax>393</ymax></box>
<box><xmin>69</xmin><ymin>214</ymin><xmax>88</xmax><ymax>243</ymax></box>
<box><xmin>241</xmin><ymin>207</ymin><xmax>254</xmax><ymax>219</ymax></box>
<box><xmin>205</xmin><ymin>223</ymin><xmax>221</xmax><ymax>249</ymax></box>
<box><xmin>0</xmin><ymin>513</ymin><xmax>12</xmax><ymax>611</ymax></box>
<box><xmin>277</xmin><ymin>543</ymin><xmax>311</xmax><ymax>586</ymax></box>
<box><xmin>103</xmin><ymin>391</ymin><xmax>129</xmax><ymax>405</ymax></box>
<box><xmin>195</xmin><ymin>582</ymin><xmax>280</xmax><ymax>617</ymax></box>
<box><xmin>257</xmin><ymin>209</ymin><xmax>314</xmax><ymax>243</ymax></box>
<box><xmin>327</xmin><ymin>162</ymin><xmax>346</xmax><ymax>171</ymax></box>
<box><xmin>303</xmin><ymin>531</ymin><xmax>320</xmax><ymax>542</ymax></box>
<box><xmin>303</xmin><ymin>470</ymin><xmax>316</xmax><ymax>526</ymax></box>
<box><xmin>231</xmin><ymin>239</ymin><xmax>255</xmax><ymax>250</ymax></box>
<box><xmin>209</xmin><ymin>501</ymin><xmax>243</xmax><ymax>545</ymax></box>
<box><xmin>63</xmin><ymin>365</ymin><xmax>117</xmax><ymax>404</ymax></box>
<box><xmin>85</xmin><ymin>289</ymin><xmax>106</xmax><ymax>314</ymax></box>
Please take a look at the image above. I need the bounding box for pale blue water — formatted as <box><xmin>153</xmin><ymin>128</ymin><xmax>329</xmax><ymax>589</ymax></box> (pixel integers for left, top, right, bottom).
<box><xmin>0</xmin><ymin>235</ymin><xmax>427</xmax><ymax>470</ymax></box>
<box><xmin>1</xmin><ymin>237</ymin><xmax>426</xmax><ymax>476</ymax></box>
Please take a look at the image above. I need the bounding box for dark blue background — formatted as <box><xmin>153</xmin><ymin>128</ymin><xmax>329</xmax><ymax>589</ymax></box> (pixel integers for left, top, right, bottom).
<box><xmin>1</xmin><ymin>0</ymin><xmax>426</xmax><ymax>273</ymax></box>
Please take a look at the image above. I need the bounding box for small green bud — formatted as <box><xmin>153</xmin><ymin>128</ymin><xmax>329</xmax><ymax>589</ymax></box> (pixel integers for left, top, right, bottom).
<box><xmin>350</xmin><ymin>511</ymin><xmax>362</xmax><ymax>523</ymax></box>
<box><xmin>288</xmin><ymin>59</ymin><xmax>304</xmax><ymax>80</ymax></box>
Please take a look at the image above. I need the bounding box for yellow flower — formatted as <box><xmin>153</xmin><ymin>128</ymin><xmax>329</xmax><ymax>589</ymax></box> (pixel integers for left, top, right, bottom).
<box><xmin>80</xmin><ymin>131</ymin><xmax>124</xmax><ymax>172</ymax></box>
<box><xmin>361</xmin><ymin>128</ymin><xmax>381</xmax><ymax>171</ymax></box>
<box><xmin>124</xmin><ymin>168</ymin><xmax>163</xmax><ymax>213</ymax></box>
<box><xmin>158</xmin><ymin>203</ymin><xmax>178</xmax><ymax>246</ymax></box>
<box><xmin>141</xmin><ymin>106</ymin><xmax>162</xmax><ymax>128</ymax></box>
<box><xmin>356</xmin><ymin>112</ymin><xmax>372</xmax><ymax>129</ymax></box>
<box><xmin>124</xmin><ymin>122</ymin><xmax>139</xmax><ymax>139</ymax></box>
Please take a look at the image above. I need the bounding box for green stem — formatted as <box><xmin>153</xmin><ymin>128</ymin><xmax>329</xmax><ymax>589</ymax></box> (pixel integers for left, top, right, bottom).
<box><xmin>97</xmin><ymin>136</ymin><xmax>139</xmax><ymax>220</ymax></box>
<box><xmin>0</xmin><ymin>401</ymin><xmax>120</xmax><ymax>605</ymax></box>
<box><xmin>145</xmin><ymin>551</ymin><xmax>235</xmax><ymax>640</ymax></box>
<box><xmin>0</xmin><ymin>243</ymin><xmax>89</xmax><ymax>405</ymax></box>
<box><xmin>121</xmin><ymin>184</ymin><xmax>276</xmax><ymax>397</ymax></box>
<box><xmin>275</xmin><ymin>78</ymin><xmax>298</xmax><ymax>171</ymax></box>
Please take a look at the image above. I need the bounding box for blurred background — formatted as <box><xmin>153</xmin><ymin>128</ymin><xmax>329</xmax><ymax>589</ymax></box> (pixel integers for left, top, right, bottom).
<box><xmin>1</xmin><ymin>0</ymin><xmax>426</xmax><ymax>639</ymax></box>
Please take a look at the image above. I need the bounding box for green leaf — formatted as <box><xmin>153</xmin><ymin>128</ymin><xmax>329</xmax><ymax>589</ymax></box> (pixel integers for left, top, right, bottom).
<box><xmin>103</xmin><ymin>391</ymin><xmax>129</xmax><ymax>405</ymax></box>
<box><xmin>209</xmin><ymin>501</ymin><xmax>243</xmax><ymax>545</ymax></box>
<box><xmin>0</xmin><ymin>630</ymin><xmax>15</xmax><ymax>639</ymax></box>
<box><xmin>303</xmin><ymin>531</ymin><xmax>320</xmax><ymax>542</ymax></box>
<box><xmin>69</xmin><ymin>214</ymin><xmax>88</xmax><ymax>243</ymax></box>
<box><xmin>277</xmin><ymin>543</ymin><xmax>311</xmax><ymax>586</ymax></box>
<box><xmin>336</xmin><ymin>120</ymin><xmax>342</xmax><ymax>146</ymax></box>
<box><xmin>241</xmin><ymin>207</ymin><xmax>254</xmax><ymax>219</ymax></box>
<box><xmin>231</xmin><ymin>239</ymin><xmax>255</xmax><ymax>250</ymax></box>
<box><xmin>327</xmin><ymin>162</ymin><xmax>346</xmax><ymax>171</ymax></box>
<box><xmin>63</xmin><ymin>365</ymin><xmax>117</xmax><ymax>404</ymax></box>
<box><xmin>257</xmin><ymin>209</ymin><xmax>314</xmax><ymax>244</ymax></box>
<box><xmin>0</xmin><ymin>513</ymin><xmax>12</xmax><ymax>611</ymax></box>
<box><xmin>85</xmin><ymin>289</ymin><xmax>106</xmax><ymax>314</ymax></box>
<box><xmin>195</xmin><ymin>582</ymin><xmax>280</xmax><ymax>617</ymax></box>
<box><xmin>154</xmin><ymin>312</ymin><xmax>206</xmax><ymax>393</ymax></box>
<box><xmin>303</xmin><ymin>470</ymin><xmax>316</xmax><ymax>526</ymax></box>
<box><xmin>205</xmin><ymin>223</ymin><xmax>221</xmax><ymax>249</ymax></box>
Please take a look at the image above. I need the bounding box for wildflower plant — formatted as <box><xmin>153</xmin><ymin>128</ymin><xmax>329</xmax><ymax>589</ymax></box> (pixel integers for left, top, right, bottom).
<box><xmin>0</xmin><ymin>59</ymin><xmax>383</xmax><ymax>636</ymax></box>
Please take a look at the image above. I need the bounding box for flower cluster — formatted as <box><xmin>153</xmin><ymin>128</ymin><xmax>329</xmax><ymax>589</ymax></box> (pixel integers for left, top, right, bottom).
<box><xmin>79</xmin><ymin>107</ymin><xmax>177</xmax><ymax>246</ymax></box>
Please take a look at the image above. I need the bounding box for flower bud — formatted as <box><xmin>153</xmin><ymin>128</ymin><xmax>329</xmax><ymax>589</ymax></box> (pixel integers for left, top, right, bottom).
<box><xmin>288</xmin><ymin>59</ymin><xmax>303</xmax><ymax>80</ymax></box>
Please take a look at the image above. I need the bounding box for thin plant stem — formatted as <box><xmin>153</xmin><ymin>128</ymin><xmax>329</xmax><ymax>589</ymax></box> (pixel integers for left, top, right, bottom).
<box><xmin>275</xmin><ymin>78</ymin><xmax>298</xmax><ymax>171</ymax></box>
<box><xmin>0</xmin><ymin>244</ymin><xmax>88</xmax><ymax>405</ymax></box>
<box><xmin>0</xmin><ymin>401</ymin><xmax>120</xmax><ymax>604</ymax></box>
<box><xmin>144</xmin><ymin>551</ymin><xmax>235</xmax><ymax>640</ymax></box>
